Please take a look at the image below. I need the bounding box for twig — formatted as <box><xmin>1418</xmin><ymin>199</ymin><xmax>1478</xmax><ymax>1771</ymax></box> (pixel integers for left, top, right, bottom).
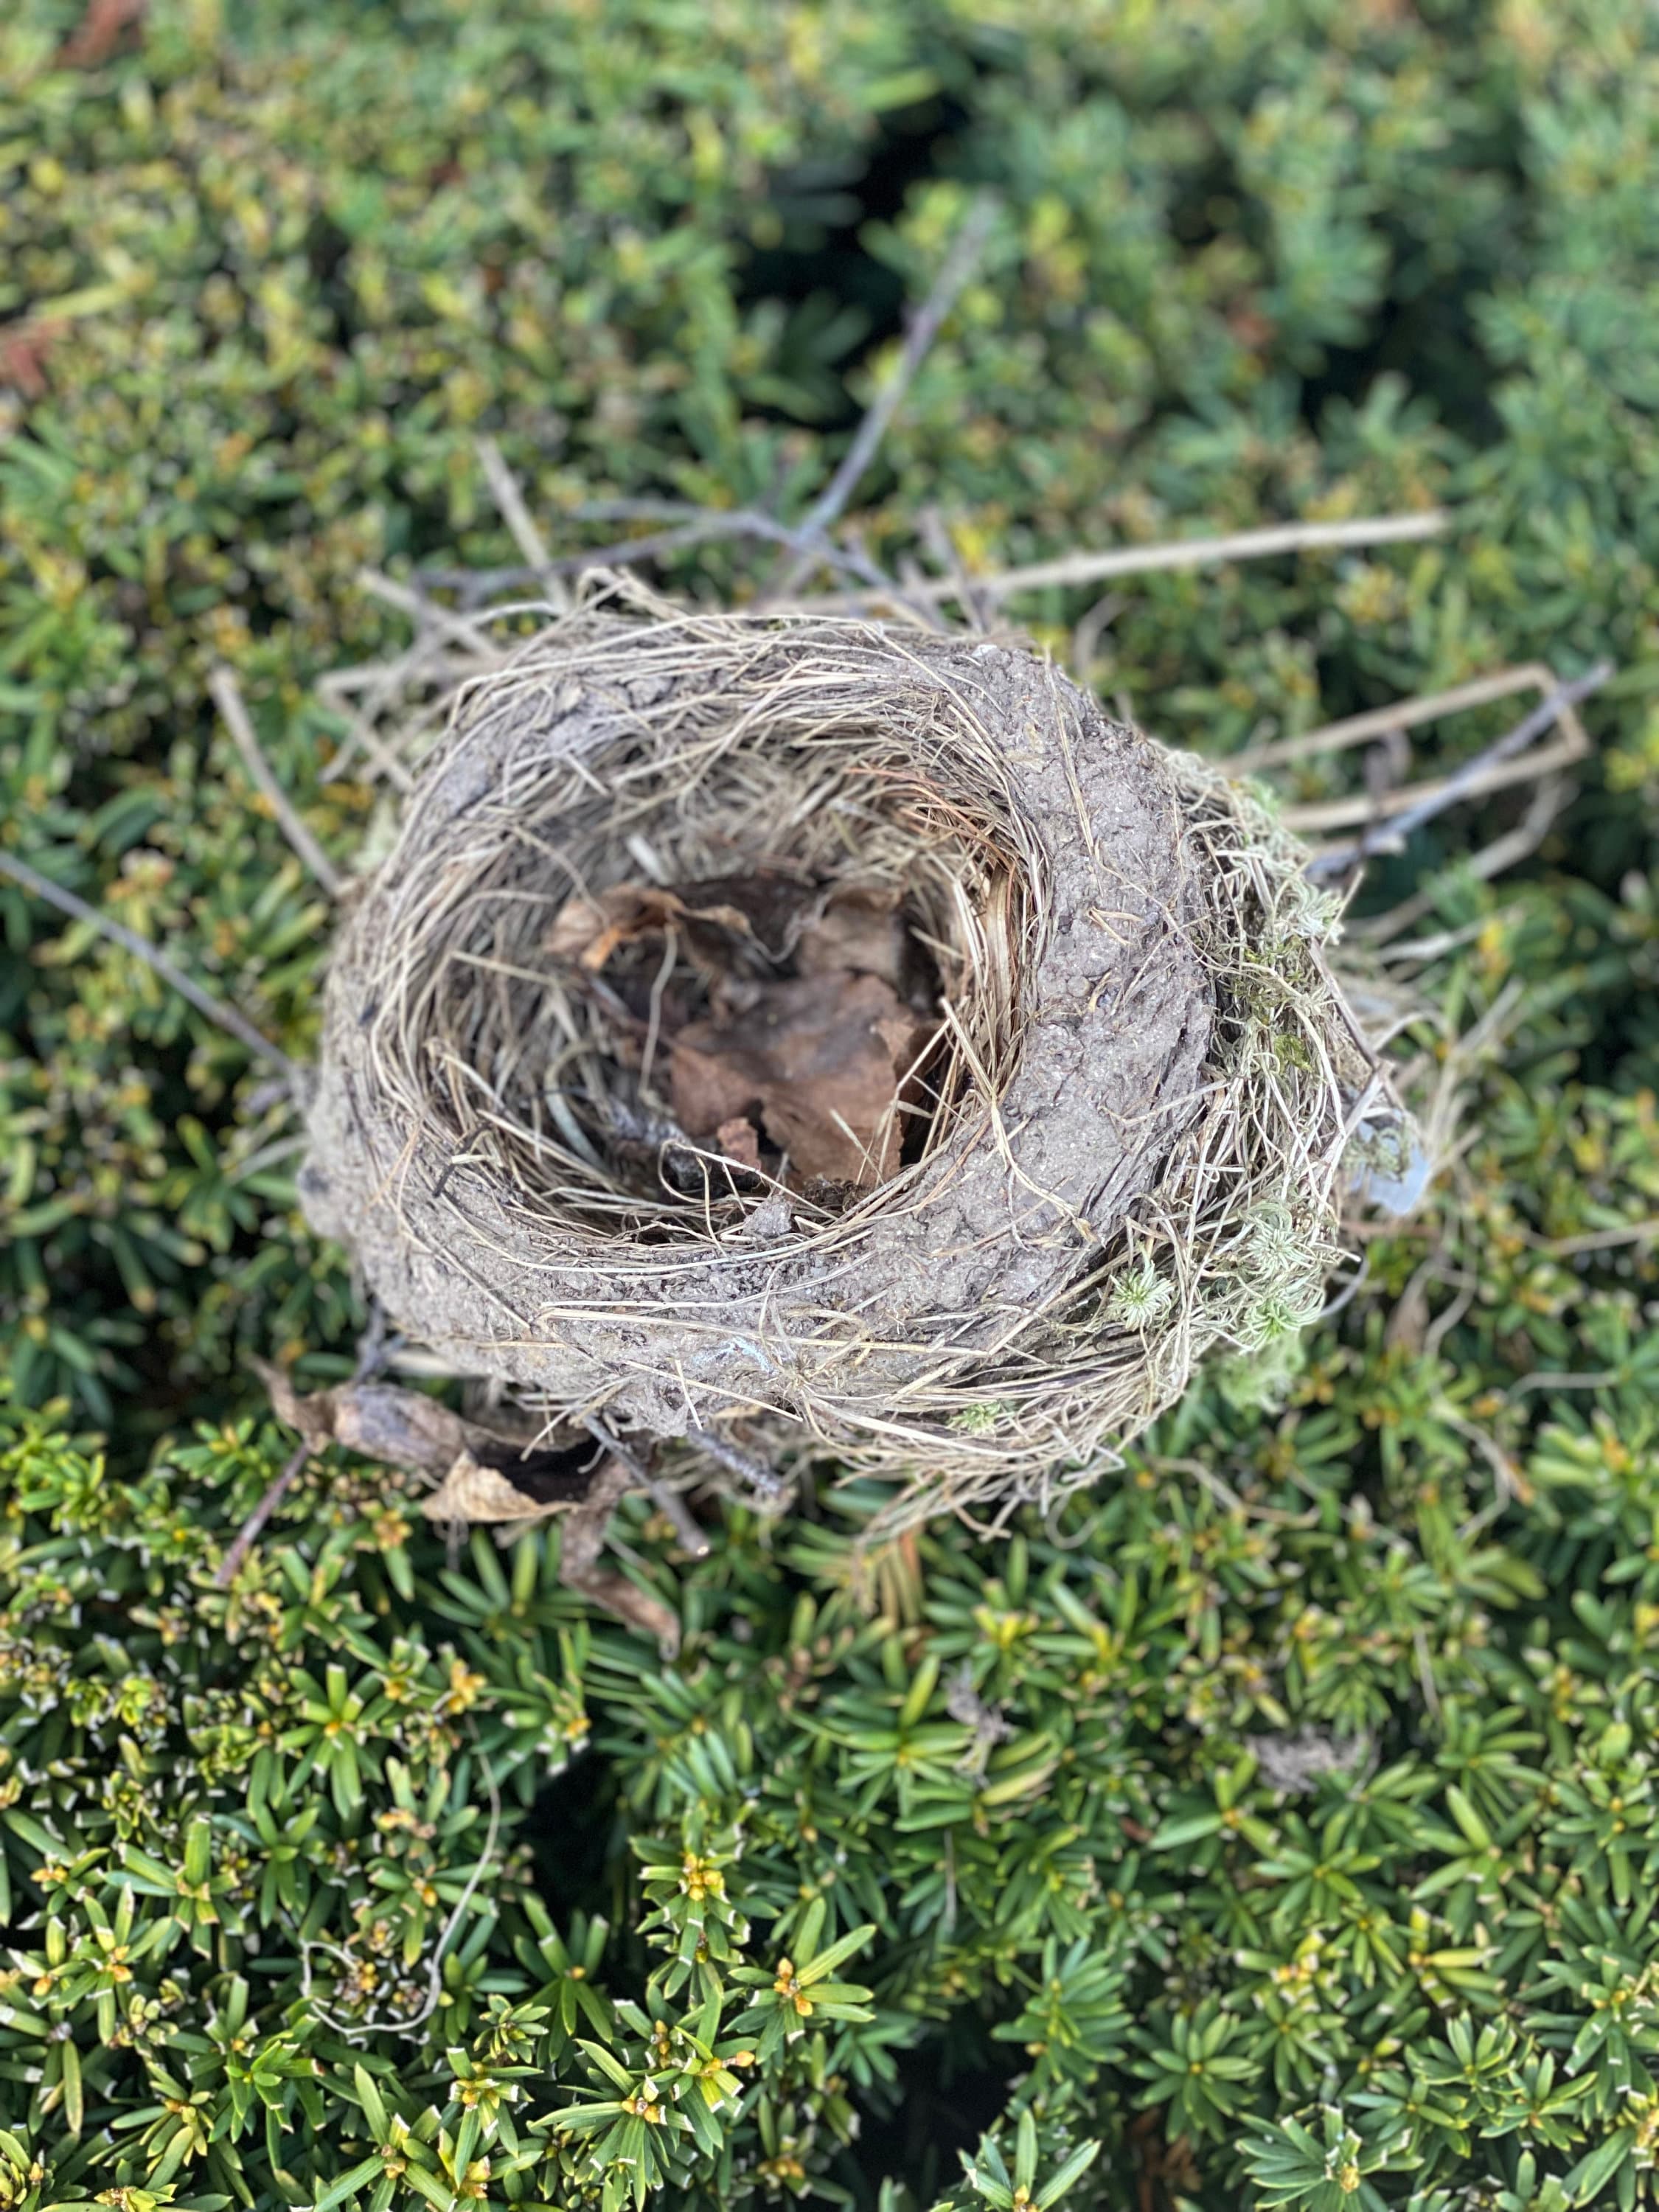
<box><xmin>1229</xmin><ymin>663</ymin><xmax>1567</xmax><ymax>774</ymax></box>
<box><xmin>583</xmin><ymin>1415</ymin><xmax>711</xmax><ymax>1558</ymax></box>
<box><xmin>945</xmin><ymin>1660</ymin><xmax>1012</xmax><ymax>1779</ymax></box>
<box><xmin>436</xmin><ymin>516</ymin><xmax>735</xmax><ymax>587</ymax></box>
<box><xmin>1537</xmin><ymin>1217</ymin><xmax>1659</xmax><ymax>1258</ymax></box>
<box><xmin>411</xmin><ymin>505</ymin><xmax>946</xmax><ymax>628</ymax></box>
<box><xmin>299</xmin><ymin>1727</ymin><xmax>504</xmax><ymax>2039</ymax></box>
<box><xmin>211</xmin><ymin>1440</ymin><xmax>309</xmax><ymax>1590</ymax></box>
<box><xmin>208</xmin><ymin>667</ymin><xmax>345</xmax><ymax>898</ymax></box>
<box><xmin>801</xmin><ymin>195</ymin><xmax>1000</xmax><ymax>542</ymax></box>
<box><xmin>1413</xmin><ymin>1625</ymin><xmax>1444</xmax><ymax>1723</ymax></box>
<box><xmin>216</xmin><ymin>1310</ymin><xmax>397</xmax><ymax>1590</ymax></box>
<box><xmin>1071</xmin><ymin>591</ymin><xmax>1127</xmax><ymax>682</ymax></box>
<box><xmin>0</xmin><ymin>849</ymin><xmax>304</xmax><ymax>1082</ymax></box>
<box><xmin>685</xmin><ymin>1422</ymin><xmax>787</xmax><ymax>1503</ymax></box>
<box><xmin>353</xmin><ymin>1298</ymin><xmax>397</xmax><ymax>1381</ymax></box>
<box><xmin>357</xmin><ymin>568</ymin><xmax>502</xmax><ymax>655</ymax></box>
<box><xmin>792</xmin><ymin>507</ymin><xmax>1450</xmax><ymax>610</ymax></box>
<box><xmin>475</xmin><ymin>434</ymin><xmax>571</xmax><ymax>613</ymax></box>
<box><xmin>1506</xmin><ymin>1368</ymin><xmax>1621</xmax><ymax>1400</ymax></box>
<box><xmin>476</xmin><ymin>435</ymin><xmax>551</xmax><ymax>568</ymax></box>
<box><xmin>1344</xmin><ymin>776</ymin><xmax>1568</xmax><ymax>945</ymax></box>
<box><xmin>918</xmin><ymin>504</ymin><xmax>994</xmax><ymax>632</ymax></box>
<box><xmin>1304</xmin><ymin>661</ymin><xmax>1613</xmax><ymax>881</ymax></box>
<box><xmin>1287</xmin><ymin>733</ymin><xmax>1585</xmax><ymax>835</ymax></box>
<box><xmin>416</xmin><ymin>503</ymin><xmax>1447</xmax><ymax>618</ymax></box>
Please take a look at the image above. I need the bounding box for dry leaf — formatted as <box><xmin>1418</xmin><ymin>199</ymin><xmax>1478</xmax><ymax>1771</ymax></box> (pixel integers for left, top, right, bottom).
<box><xmin>253</xmin><ymin>1357</ymin><xmax>600</xmax><ymax>1500</ymax></box>
<box><xmin>670</xmin><ymin>870</ymin><xmax>819</xmax><ymax>961</ymax></box>
<box><xmin>0</xmin><ymin>321</ymin><xmax>64</xmax><ymax>400</ymax></box>
<box><xmin>714</xmin><ymin>1113</ymin><xmax>763</xmax><ymax>1169</ymax></box>
<box><xmin>796</xmin><ymin>883</ymin><xmax>908</xmax><ymax>990</ymax></box>
<box><xmin>253</xmin><ymin>1357</ymin><xmax>471</xmax><ymax>1472</ymax></box>
<box><xmin>420</xmin><ymin>1453</ymin><xmax>555</xmax><ymax>1525</ymax></box>
<box><xmin>671</xmin><ymin>971</ymin><xmax>924</xmax><ymax>1186</ymax></box>
<box><xmin>547</xmin><ymin>882</ymin><xmax>753</xmax><ymax>972</ymax></box>
<box><xmin>59</xmin><ymin>0</ymin><xmax>146</xmax><ymax>65</ymax></box>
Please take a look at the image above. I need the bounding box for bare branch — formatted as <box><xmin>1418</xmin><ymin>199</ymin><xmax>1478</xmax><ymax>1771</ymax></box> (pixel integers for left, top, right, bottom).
<box><xmin>475</xmin><ymin>435</ymin><xmax>551</xmax><ymax>568</ymax></box>
<box><xmin>475</xmin><ymin>434</ymin><xmax>571</xmax><ymax>613</ymax></box>
<box><xmin>1343</xmin><ymin>773</ymin><xmax>1570</xmax><ymax>945</ymax></box>
<box><xmin>790</xmin><ymin>507</ymin><xmax>1450</xmax><ymax>611</ymax></box>
<box><xmin>1538</xmin><ymin>1216</ymin><xmax>1659</xmax><ymax>1258</ymax></box>
<box><xmin>413</xmin><ymin>502</ymin><xmax>945</xmax><ymax>625</ymax></box>
<box><xmin>209</xmin><ymin>666</ymin><xmax>345</xmax><ymax>898</ymax></box>
<box><xmin>357</xmin><ymin>568</ymin><xmax>503</xmax><ymax>655</ymax></box>
<box><xmin>0</xmin><ymin>848</ymin><xmax>304</xmax><ymax>1083</ymax></box>
<box><xmin>583</xmin><ymin>1414</ymin><xmax>711</xmax><ymax>1558</ymax></box>
<box><xmin>212</xmin><ymin>1440</ymin><xmax>310</xmax><ymax>1589</ymax></box>
<box><xmin>1286</xmin><ymin>732</ymin><xmax>1586</xmax><ymax>835</ymax></box>
<box><xmin>801</xmin><ymin>194</ymin><xmax>1000</xmax><ymax>541</ymax></box>
<box><xmin>1304</xmin><ymin>660</ymin><xmax>1613</xmax><ymax>881</ymax></box>
<box><xmin>685</xmin><ymin>1422</ymin><xmax>787</xmax><ymax>1503</ymax></box>
<box><xmin>1230</xmin><ymin>661</ymin><xmax>1572</xmax><ymax>774</ymax></box>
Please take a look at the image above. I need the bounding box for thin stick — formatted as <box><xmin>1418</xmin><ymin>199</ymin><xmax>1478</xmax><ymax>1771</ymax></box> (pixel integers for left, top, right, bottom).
<box><xmin>0</xmin><ymin>849</ymin><xmax>304</xmax><ymax>1082</ymax></box>
<box><xmin>417</xmin><ymin>504</ymin><xmax>1446</xmax><ymax>613</ymax></box>
<box><xmin>800</xmin><ymin>195</ymin><xmax>999</xmax><ymax>541</ymax></box>
<box><xmin>212</xmin><ymin>1440</ymin><xmax>309</xmax><ymax>1589</ymax></box>
<box><xmin>582</xmin><ymin>1416</ymin><xmax>710</xmax><ymax>1558</ymax></box>
<box><xmin>208</xmin><ymin>667</ymin><xmax>345</xmax><ymax>898</ymax></box>
<box><xmin>475</xmin><ymin>434</ymin><xmax>571</xmax><ymax>614</ymax></box>
<box><xmin>1287</xmin><ymin>731</ymin><xmax>1585</xmax><ymax>835</ymax></box>
<box><xmin>476</xmin><ymin>436</ymin><xmax>551</xmax><ymax>568</ymax></box>
<box><xmin>358</xmin><ymin>568</ymin><xmax>501</xmax><ymax>655</ymax></box>
<box><xmin>1539</xmin><ymin>1217</ymin><xmax>1659</xmax><ymax>1258</ymax></box>
<box><xmin>1507</xmin><ymin>1368</ymin><xmax>1620</xmax><ymax>1400</ymax></box>
<box><xmin>790</xmin><ymin>507</ymin><xmax>1450</xmax><ymax>610</ymax></box>
<box><xmin>684</xmin><ymin>1422</ymin><xmax>787</xmax><ymax>1503</ymax></box>
<box><xmin>217</xmin><ymin>1310</ymin><xmax>394</xmax><ymax>1590</ymax></box>
<box><xmin>428</xmin><ymin>511</ymin><xmax>818</xmax><ymax>582</ymax></box>
<box><xmin>411</xmin><ymin>507</ymin><xmax>939</xmax><ymax>622</ymax></box>
<box><xmin>299</xmin><ymin>1724</ymin><xmax>504</xmax><ymax>2038</ymax></box>
<box><xmin>1344</xmin><ymin>775</ymin><xmax>1568</xmax><ymax>945</ymax></box>
<box><xmin>1304</xmin><ymin>661</ymin><xmax>1613</xmax><ymax>880</ymax></box>
<box><xmin>1229</xmin><ymin>661</ymin><xmax>1567</xmax><ymax>774</ymax></box>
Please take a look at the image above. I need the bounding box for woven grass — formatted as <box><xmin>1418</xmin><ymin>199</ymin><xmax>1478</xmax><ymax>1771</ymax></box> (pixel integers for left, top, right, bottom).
<box><xmin>302</xmin><ymin>575</ymin><xmax>1393</xmax><ymax>1526</ymax></box>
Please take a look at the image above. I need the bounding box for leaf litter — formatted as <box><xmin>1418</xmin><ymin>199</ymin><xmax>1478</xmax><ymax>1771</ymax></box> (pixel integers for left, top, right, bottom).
<box><xmin>546</xmin><ymin>869</ymin><xmax>942</xmax><ymax>1197</ymax></box>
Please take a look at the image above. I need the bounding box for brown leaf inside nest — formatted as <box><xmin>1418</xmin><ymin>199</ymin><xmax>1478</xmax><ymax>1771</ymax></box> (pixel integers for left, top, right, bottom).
<box><xmin>672</xmin><ymin>972</ymin><xmax>927</xmax><ymax>1187</ymax></box>
<box><xmin>714</xmin><ymin>1114</ymin><xmax>763</xmax><ymax>1171</ymax></box>
<box><xmin>796</xmin><ymin>883</ymin><xmax>908</xmax><ymax>990</ymax></box>
<box><xmin>549</xmin><ymin>873</ymin><xmax>934</xmax><ymax>1192</ymax></box>
<box><xmin>546</xmin><ymin>883</ymin><xmax>755</xmax><ymax>972</ymax></box>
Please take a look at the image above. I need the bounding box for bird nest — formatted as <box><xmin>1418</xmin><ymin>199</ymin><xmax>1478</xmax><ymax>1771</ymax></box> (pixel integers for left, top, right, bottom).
<box><xmin>301</xmin><ymin>579</ymin><xmax>1393</xmax><ymax>1526</ymax></box>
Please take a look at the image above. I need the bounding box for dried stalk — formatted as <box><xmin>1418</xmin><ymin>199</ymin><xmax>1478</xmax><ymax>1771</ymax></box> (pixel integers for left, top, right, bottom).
<box><xmin>1303</xmin><ymin>661</ymin><xmax>1611</xmax><ymax>880</ymax></box>
<box><xmin>1231</xmin><ymin>661</ymin><xmax>1585</xmax><ymax>774</ymax></box>
<box><xmin>0</xmin><ymin>848</ymin><xmax>303</xmax><ymax>1083</ymax></box>
<box><xmin>796</xmin><ymin>197</ymin><xmax>1000</xmax><ymax>543</ymax></box>
<box><xmin>791</xmin><ymin>509</ymin><xmax>1450</xmax><ymax>611</ymax></box>
<box><xmin>212</xmin><ymin>1441</ymin><xmax>309</xmax><ymax>1589</ymax></box>
<box><xmin>209</xmin><ymin>665</ymin><xmax>344</xmax><ymax>898</ymax></box>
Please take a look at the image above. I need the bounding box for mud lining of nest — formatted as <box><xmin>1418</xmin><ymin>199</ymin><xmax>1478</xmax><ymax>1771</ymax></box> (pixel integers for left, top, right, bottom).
<box><xmin>302</xmin><ymin>577</ymin><xmax>1382</xmax><ymax>1527</ymax></box>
